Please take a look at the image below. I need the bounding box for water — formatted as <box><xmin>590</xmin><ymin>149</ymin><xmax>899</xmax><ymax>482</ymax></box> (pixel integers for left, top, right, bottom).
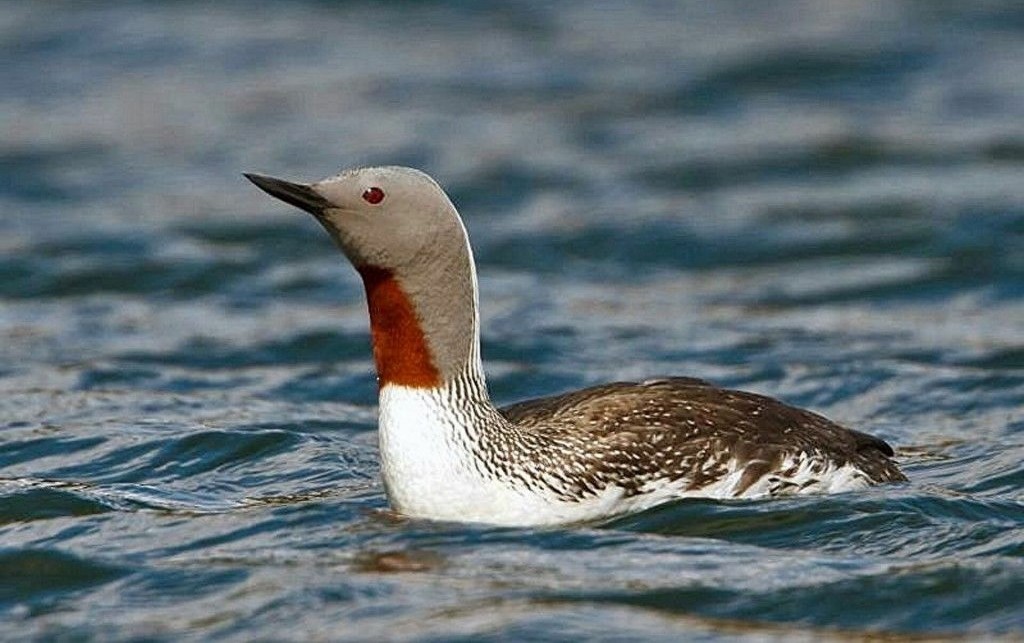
<box><xmin>2</xmin><ymin>1</ymin><xmax>1023</xmax><ymax>640</ymax></box>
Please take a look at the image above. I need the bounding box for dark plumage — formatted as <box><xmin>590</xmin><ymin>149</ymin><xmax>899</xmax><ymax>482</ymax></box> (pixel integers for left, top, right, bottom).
<box><xmin>497</xmin><ymin>377</ymin><xmax>905</xmax><ymax>501</ymax></box>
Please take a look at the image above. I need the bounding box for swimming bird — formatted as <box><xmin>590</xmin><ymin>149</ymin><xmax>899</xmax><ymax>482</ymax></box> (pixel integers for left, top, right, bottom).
<box><xmin>245</xmin><ymin>166</ymin><xmax>906</xmax><ymax>526</ymax></box>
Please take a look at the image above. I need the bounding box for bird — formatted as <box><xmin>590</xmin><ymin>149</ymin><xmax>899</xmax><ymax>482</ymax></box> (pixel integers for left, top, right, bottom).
<box><xmin>244</xmin><ymin>166</ymin><xmax>906</xmax><ymax>526</ymax></box>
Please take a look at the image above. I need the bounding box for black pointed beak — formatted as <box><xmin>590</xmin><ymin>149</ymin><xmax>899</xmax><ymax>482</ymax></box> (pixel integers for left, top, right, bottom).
<box><xmin>244</xmin><ymin>173</ymin><xmax>331</xmax><ymax>215</ymax></box>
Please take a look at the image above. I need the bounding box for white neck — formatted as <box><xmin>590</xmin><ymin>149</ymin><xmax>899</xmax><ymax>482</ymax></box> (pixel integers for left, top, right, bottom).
<box><xmin>377</xmin><ymin>372</ymin><xmax>535</xmax><ymax>524</ymax></box>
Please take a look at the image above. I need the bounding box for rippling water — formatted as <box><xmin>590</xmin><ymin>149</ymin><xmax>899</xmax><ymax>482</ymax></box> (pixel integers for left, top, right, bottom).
<box><xmin>2</xmin><ymin>1</ymin><xmax>1023</xmax><ymax>640</ymax></box>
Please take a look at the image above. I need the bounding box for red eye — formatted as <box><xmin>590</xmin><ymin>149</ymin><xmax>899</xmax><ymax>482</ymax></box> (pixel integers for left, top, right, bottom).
<box><xmin>362</xmin><ymin>187</ymin><xmax>385</xmax><ymax>205</ymax></box>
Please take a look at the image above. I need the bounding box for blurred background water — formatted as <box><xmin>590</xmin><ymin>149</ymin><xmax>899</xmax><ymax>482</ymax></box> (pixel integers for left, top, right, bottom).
<box><xmin>2</xmin><ymin>0</ymin><xmax>1023</xmax><ymax>640</ymax></box>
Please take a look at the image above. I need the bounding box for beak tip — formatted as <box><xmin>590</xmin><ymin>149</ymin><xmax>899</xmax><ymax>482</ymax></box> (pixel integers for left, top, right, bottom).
<box><xmin>243</xmin><ymin>172</ymin><xmax>271</xmax><ymax>189</ymax></box>
<box><xmin>243</xmin><ymin>172</ymin><xmax>329</xmax><ymax>215</ymax></box>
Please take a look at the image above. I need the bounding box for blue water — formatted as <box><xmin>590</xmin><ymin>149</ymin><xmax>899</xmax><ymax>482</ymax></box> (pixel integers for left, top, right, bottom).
<box><xmin>2</xmin><ymin>1</ymin><xmax>1023</xmax><ymax>640</ymax></box>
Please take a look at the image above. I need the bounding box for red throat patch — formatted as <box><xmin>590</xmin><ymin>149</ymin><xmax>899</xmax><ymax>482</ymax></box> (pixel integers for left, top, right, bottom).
<box><xmin>357</xmin><ymin>266</ymin><xmax>441</xmax><ymax>388</ymax></box>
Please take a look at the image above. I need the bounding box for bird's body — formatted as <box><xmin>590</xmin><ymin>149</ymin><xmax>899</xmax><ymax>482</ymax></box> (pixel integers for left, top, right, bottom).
<box><xmin>246</xmin><ymin>166</ymin><xmax>906</xmax><ymax>526</ymax></box>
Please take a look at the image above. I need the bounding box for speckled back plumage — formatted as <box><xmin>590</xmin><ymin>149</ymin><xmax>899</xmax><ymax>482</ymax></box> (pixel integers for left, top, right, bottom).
<box><xmin>494</xmin><ymin>377</ymin><xmax>905</xmax><ymax>501</ymax></box>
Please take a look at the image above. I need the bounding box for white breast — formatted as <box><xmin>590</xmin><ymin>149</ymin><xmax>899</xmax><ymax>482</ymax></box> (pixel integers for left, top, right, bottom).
<box><xmin>377</xmin><ymin>384</ymin><xmax>649</xmax><ymax>526</ymax></box>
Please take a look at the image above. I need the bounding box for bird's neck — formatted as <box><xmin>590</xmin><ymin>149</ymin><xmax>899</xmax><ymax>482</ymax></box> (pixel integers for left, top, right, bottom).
<box><xmin>356</xmin><ymin>245</ymin><xmax>488</xmax><ymax>398</ymax></box>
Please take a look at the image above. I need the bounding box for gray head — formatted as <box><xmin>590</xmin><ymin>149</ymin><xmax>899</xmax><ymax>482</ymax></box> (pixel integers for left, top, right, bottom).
<box><xmin>245</xmin><ymin>166</ymin><xmax>464</xmax><ymax>271</ymax></box>
<box><xmin>245</xmin><ymin>166</ymin><xmax>484</xmax><ymax>390</ymax></box>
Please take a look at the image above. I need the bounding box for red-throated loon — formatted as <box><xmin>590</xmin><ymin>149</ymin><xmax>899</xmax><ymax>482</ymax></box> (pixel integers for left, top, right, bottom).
<box><xmin>245</xmin><ymin>166</ymin><xmax>906</xmax><ymax>526</ymax></box>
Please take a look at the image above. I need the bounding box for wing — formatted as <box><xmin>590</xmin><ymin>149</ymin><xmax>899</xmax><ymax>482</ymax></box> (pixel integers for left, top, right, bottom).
<box><xmin>497</xmin><ymin>377</ymin><xmax>905</xmax><ymax>499</ymax></box>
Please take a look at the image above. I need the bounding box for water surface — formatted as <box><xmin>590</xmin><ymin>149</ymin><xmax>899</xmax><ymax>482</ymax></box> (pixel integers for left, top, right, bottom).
<box><xmin>2</xmin><ymin>1</ymin><xmax>1023</xmax><ymax>640</ymax></box>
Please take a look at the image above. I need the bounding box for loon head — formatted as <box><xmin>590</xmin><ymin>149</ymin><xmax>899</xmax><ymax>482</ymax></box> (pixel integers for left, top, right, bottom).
<box><xmin>245</xmin><ymin>166</ymin><xmax>483</xmax><ymax>390</ymax></box>
<box><xmin>244</xmin><ymin>166</ymin><xmax>465</xmax><ymax>272</ymax></box>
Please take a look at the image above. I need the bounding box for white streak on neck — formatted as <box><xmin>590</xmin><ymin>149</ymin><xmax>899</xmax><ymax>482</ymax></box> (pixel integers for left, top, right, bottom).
<box><xmin>456</xmin><ymin>212</ymin><xmax>487</xmax><ymax>387</ymax></box>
